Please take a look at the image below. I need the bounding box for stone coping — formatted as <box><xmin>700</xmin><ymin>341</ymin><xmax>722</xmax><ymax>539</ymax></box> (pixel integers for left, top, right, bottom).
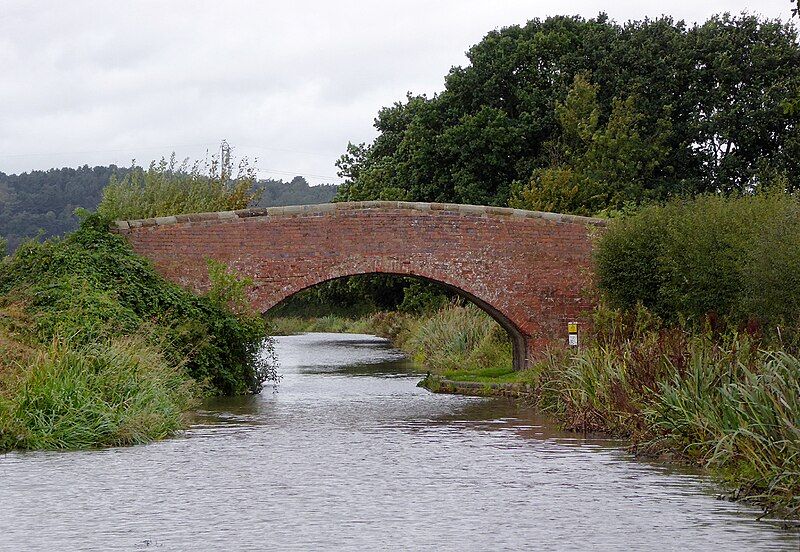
<box><xmin>111</xmin><ymin>201</ymin><xmax>607</xmax><ymax>231</ymax></box>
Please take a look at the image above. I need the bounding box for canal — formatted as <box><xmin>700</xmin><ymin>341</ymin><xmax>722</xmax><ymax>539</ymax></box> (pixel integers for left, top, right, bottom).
<box><xmin>1</xmin><ymin>333</ymin><xmax>797</xmax><ymax>550</ymax></box>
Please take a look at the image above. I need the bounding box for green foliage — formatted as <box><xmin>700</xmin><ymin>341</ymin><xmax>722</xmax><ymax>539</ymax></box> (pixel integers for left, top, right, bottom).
<box><xmin>0</xmin><ymin>336</ymin><xmax>196</xmax><ymax>451</ymax></box>
<box><xmin>0</xmin><ymin>215</ymin><xmax>274</xmax><ymax>395</ymax></box>
<box><xmin>270</xmin><ymin>274</ymin><xmax>453</xmax><ymax>319</ymax></box>
<box><xmin>538</xmin><ymin>346</ymin><xmax>634</xmax><ymax>432</ymax></box>
<box><xmin>510</xmin><ymin>74</ymin><xmax>671</xmax><ymax>215</ymax></box>
<box><xmin>397</xmin><ymin>280</ymin><xmax>450</xmax><ymax>315</ymax></box>
<box><xmin>595</xmin><ymin>193</ymin><xmax>800</xmax><ymax>333</ymax></box>
<box><xmin>0</xmin><ymin>165</ymin><xmax>128</xmax><ymax>252</ymax></box>
<box><xmin>0</xmin><ymin>236</ymin><xmax>6</xmax><ymax>259</ymax></box>
<box><xmin>783</xmin><ymin>89</ymin><xmax>800</xmax><ymax>116</ymax></box>
<box><xmin>97</xmin><ymin>149</ymin><xmax>260</xmax><ymax>221</ymax></box>
<box><xmin>206</xmin><ymin>259</ymin><xmax>253</xmax><ymax>315</ymax></box>
<box><xmin>649</xmin><ymin>348</ymin><xmax>800</xmax><ymax>512</ymax></box>
<box><xmin>336</xmin><ymin>14</ymin><xmax>800</xmax><ymax>207</ymax></box>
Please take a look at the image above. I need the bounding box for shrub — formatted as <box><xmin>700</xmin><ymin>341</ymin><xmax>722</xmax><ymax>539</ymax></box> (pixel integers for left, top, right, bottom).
<box><xmin>0</xmin><ymin>215</ymin><xmax>274</xmax><ymax>395</ymax></box>
<box><xmin>594</xmin><ymin>206</ymin><xmax>669</xmax><ymax>315</ymax></box>
<box><xmin>595</xmin><ymin>193</ymin><xmax>800</xmax><ymax>336</ymax></box>
<box><xmin>97</xmin><ymin>150</ymin><xmax>260</xmax><ymax>221</ymax></box>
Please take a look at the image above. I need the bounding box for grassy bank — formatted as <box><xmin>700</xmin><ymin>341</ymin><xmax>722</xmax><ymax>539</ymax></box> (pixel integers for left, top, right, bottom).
<box><xmin>0</xmin><ymin>215</ymin><xmax>274</xmax><ymax>452</ymax></box>
<box><xmin>532</xmin><ymin>320</ymin><xmax>800</xmax><ymax>518</ymax></box>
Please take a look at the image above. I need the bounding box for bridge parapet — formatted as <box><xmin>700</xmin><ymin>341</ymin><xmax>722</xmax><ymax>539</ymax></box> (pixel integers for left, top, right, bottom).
<box><xmin>111</xmin><ymin>201</ymin><xmax>606</xmax><ymax>231</ymax></box>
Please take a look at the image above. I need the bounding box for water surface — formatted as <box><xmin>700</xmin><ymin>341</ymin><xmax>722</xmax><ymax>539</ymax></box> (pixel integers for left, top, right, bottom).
<box><xmin>1</xmin><ymin>333</ymin><xmax>797</xmax><ymax>551</ymax></box>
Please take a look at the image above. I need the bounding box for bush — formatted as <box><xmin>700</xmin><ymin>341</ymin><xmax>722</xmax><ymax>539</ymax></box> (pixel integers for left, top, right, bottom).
<box><xmin>0</xmin><ymin>215</ymin><xmax>274</xmax><ymax>395</ymax></box>
<box><xmin>97</xmin><ymin>151</ymin><xmax>260</xmax><ymax>221</ymax></box>
<box><xmin>595</xmin><ymin>193</ymin><xmax>800</xmax><ymax>335</ymax></box>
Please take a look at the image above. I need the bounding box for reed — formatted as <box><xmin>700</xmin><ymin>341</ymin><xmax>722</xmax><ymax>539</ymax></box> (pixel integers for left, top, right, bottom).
<box><xmin>649</xmin><ymin>348</ymin><xmax>800</xmax><ymax>513</ymax></box>
<box><xmin>0</xmin><ymin>336</ymin><xmax>197</xmax><ymax>451</ymax></box>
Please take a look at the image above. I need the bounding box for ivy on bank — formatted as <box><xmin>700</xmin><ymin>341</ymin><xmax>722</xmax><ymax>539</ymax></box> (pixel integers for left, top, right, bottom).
<box><xmin>0</xmin><ymin>214</ymin><xmax>274</xmax><ymax>395</ymax></box>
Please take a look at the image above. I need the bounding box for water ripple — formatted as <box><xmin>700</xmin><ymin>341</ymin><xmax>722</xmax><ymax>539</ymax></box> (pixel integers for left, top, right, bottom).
<box><xmin>1</xmin><ymin>333</ymin><xmax>797</xmax><ymax>551</ymax></box>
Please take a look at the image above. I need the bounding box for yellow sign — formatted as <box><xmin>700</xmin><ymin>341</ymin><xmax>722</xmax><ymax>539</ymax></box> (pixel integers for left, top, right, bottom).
<box><xmin>567</xmin><ymin>322</ymin><xmax>578</xmax><ymax>334</ymax></box>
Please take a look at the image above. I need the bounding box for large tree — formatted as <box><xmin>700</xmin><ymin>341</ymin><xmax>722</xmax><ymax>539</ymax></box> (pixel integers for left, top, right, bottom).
<box><xmin>336</xmin><ymin>13</ymin><xmax>800</xmax><ymax>209</ymax></box>
<box><xmin>510</xmin><ymin>74</ymin><xmax>671</xmax><ymax>215</ymax></box>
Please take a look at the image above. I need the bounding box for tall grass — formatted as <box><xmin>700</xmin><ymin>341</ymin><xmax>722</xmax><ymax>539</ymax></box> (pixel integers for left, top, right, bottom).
<box><xmin>537</xmin><ymin>346</ymin><xmax>636</xmax><ymax>433</ymax></box>
<box><xmin>533</xmin><ymin>316</ymin><xmax>800</xmax><ymax>515</ymax></box>
<box><xmin>97</xmin><ymin>153</ymin><xmax>259</xmax><ymax>221</ymax></box>
<box><xmin>400</xmin><ymin>304</ymin><xmax>511</xmax><ymax>373</ymax></box>
<box><xmin>0</xmin><ymin>336</ymin><xmax>196</xmax><ymax>451</ymax></box>
<box><xmin>649</xmin><ymin>350</ymin><xmax>800</xmax><ymax>512</ymax></box>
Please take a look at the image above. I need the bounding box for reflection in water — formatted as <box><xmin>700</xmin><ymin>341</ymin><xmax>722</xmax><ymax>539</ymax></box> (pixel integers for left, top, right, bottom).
<box><xmin>1</xmin><ymin>332</ymin><xmax>798</xmax><ymax>551</ymax></box>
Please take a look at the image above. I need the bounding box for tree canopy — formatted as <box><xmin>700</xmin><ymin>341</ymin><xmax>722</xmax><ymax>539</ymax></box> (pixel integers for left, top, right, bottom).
<box><xmin>336</xmin><ymin>13</ymin><xmax>800</xmax><ymax>211</ymax></box>
<box><xmin>0</xmin><ymin>165</ymin><xmax>127</xmax><ymax>252</ymax></box>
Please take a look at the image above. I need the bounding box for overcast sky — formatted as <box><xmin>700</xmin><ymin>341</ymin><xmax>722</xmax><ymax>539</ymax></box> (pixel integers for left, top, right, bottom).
<box><xmin>0</xmin><ymin>1</ymin><xmax>795</xmax><ymax>184</ymax></box>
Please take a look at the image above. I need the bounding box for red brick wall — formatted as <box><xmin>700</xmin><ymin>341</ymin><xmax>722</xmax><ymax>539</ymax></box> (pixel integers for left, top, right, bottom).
<box><xmin>113</xmin><ymin>201</ymin><xmax>604</xmax><ymax>369</ymax></box>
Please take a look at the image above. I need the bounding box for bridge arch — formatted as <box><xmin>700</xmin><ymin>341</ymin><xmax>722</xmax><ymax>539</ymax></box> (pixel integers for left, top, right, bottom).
<box><xmin>265</xmin><ymin>271</ymin><xmax>529</xmax><ymax>371</ymax></box>
<box><xmin>112</xmin><ymin>201</ymin><xmax>604</xmax><ymax>369</ymax></box>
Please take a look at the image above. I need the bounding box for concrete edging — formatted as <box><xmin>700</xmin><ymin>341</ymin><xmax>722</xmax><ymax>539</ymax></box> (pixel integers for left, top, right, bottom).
<box><xmin>417</xmin><ymin>377</ymin><xmax>535</xmax><ymax>399</ymax></box>
<box><xmin>110</xmin><ymin>201</ymin><xmax>608</xmax><ymax>231</ymax></box>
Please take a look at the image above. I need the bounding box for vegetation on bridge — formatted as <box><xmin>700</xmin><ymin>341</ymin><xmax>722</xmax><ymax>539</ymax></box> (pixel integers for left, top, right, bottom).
<box><xmin>97</xmin><ymin>154</ymin><xmax>260</xmax><ymax>221</ymax></box>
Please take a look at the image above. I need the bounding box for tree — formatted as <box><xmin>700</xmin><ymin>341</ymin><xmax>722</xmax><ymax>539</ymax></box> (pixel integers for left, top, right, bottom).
<box><xmin>685</xmin><ymin>15</ymin><xmax>800</xmax><ymax>193</ymax></box>
<box><xmin>336</xmin><ymin>14</ymin><xmax>800</xmax><ymax>207</ymax></box>
<box><xmin>0</xmin><ymin>165</ymin><xmax>128</xmax><ymax>252</ymax></box>
<box><xmin>510</xmin><ymin>74</ymin><xmax>671</xmax><ymax>215</ymax></box>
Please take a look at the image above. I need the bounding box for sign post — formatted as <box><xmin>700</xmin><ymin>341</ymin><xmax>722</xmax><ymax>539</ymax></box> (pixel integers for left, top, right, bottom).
<box><xmin>568</xmin><ymin>321</ymin><xmax>578</xmax><ymax>347</ymax></box>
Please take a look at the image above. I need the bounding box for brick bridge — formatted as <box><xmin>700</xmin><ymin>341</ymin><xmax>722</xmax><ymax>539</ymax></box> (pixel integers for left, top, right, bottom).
<box><xmin>112</xmin><ymin>201</ymin><xmax>605</xmax><ymax>370</ymax></box>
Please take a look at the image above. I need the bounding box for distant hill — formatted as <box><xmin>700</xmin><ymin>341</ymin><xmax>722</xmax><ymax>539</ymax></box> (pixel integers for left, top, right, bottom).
<box><xmin>0</xmin><ymin>167</ymin><xmax>338</xmax><ymax>252</ymax></box>
<box><xmin>0</xmin><ymin>166</ymin><xmax>126</xmax><ymax>252</ymax></box>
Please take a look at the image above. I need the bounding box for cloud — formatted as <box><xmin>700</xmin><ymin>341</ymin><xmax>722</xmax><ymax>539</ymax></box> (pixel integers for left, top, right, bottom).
<box><xmin>0</xmin><ymin>0</ymin><xmax>793</xmax><ymax>184</ymax></box>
